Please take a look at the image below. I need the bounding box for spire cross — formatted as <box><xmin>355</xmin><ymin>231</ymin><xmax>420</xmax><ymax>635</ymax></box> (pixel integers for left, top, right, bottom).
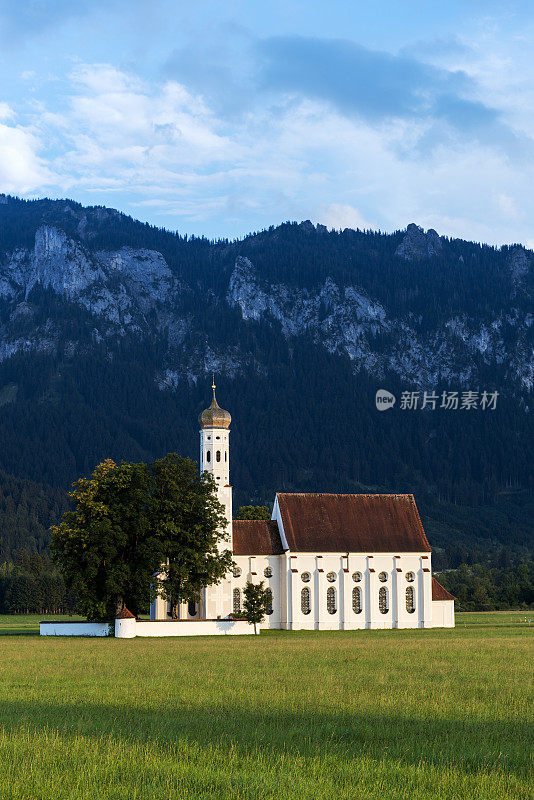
<box><xmin>211</xmin><ymin>373</ymin><xmax>217</xmax><ymax>405</ymax></box>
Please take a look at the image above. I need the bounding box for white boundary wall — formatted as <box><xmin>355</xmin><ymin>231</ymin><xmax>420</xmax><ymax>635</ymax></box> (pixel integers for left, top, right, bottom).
<box><xmin>40</xmin><ymin>619</ymin><xmax>255</xmax><ymax>637</ymax></box>
<box><xmin>135</xmin><ymin>620</ymin><xmax>254</xmax><ymax>637</ymax></box>
<box><xmin>40</xmin><ymin>621</ymin><xmax>110</xmax><ymax>636</ymax></box>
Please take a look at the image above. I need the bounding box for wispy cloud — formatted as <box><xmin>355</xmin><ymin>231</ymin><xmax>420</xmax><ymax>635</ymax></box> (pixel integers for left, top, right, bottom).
<box><xmin>256</xmin><ymin>35</ymin><xmax>528</xmax><ymax>157</ymax></box>
<box><xmin>1</xmin><ymin>2</ymin><xmax>534</xmax><ymax>246</ymax></box>
<box><xmin>0</xmin><ymin>104</ymin><xmax>55</xmax><ymax>193</ymax></box>
<box><xmin>164</xmin><ymin>30</ymin><xmax>531</xmax><ymax>160</ymax></box>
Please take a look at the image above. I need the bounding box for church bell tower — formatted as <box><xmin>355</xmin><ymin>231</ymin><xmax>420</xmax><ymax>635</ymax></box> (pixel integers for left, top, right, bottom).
<box><xmin>198</xmin><ymin>377</ymin><xmax>233</xmax><ymax>617</ymax></box>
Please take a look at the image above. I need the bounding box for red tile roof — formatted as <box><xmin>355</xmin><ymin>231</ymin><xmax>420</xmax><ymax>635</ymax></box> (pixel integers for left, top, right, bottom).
<box><xmin>233</xmin><ymin>520</ymin><xmax>284</xmax><ymax>555</ymax></box>
<box><xmin>276</xmin><ymin>493</ymin><xmax>432</xmax><ymax>553</ymax></box>
<box><xmin>116</xmin><ymin>607</ymin><xmax>136</xmax><ymax>619</ymax></box>
<box><xmin>432</xmin><ymin>577</ymin><xmax>455</xmax><ymax>601</ymax></box>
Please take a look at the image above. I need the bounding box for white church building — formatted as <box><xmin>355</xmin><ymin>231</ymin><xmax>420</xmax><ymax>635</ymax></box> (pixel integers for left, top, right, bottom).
<box><xmin>150</xmin><ymin>383</ymin><xmax>455</xmax><ymax>630</ymax></box>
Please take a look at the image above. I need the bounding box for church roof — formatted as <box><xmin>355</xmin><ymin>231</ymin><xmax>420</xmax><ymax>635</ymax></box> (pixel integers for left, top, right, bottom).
<box><xmin>431</xmin><ymin>577</ymin><xmax>455</xmax><ymax>601</ymax></box>
<box><xmin>275</xmin><ymin>492</ymin><xmax>432</xmax><ymax>553</ymax></box>
<box><xmin>233</xmin><ymin>520</ymin><xmax>284</xmax><ymax>555</ymax></box>
<box><xmin>199</xmin><ymin>380</ymin><xmax>231</xmax><ymax>429</ymax></box>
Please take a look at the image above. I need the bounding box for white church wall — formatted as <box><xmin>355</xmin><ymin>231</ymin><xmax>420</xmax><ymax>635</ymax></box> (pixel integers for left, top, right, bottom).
<box><xmin>277</xmin><ymin>552</ymin><xmax>433</xmax><ymax>631</ymax></box>
<box><xmin>428</xmin><ymin>600</ymin><xmax>455</xmax><ymax>628</ymax></box>
<box><xmin>344</xmin><ymin>556</ymin><xmax>367</xmax><ymax>629</ymax></box>
<box><xmin>150</xmin><ymin>594</ymin><xmax>168</xmax><ymax>621</ymax></box>
<box><xmin>231</xmin><ymin>554</ymin><xmax>282</xmax><ymax>629</ymax></box>
<box><xmin>152</xmin><ymin>547</ymin><xmax>436</xmax><ymax>630</ymax></box>
<box><xmin>291</xmin><ymin>554</ymin><xmax>317</xmax><ymax>630</ymax></box>
<box><xmin>368</xmin><ymin>556</ymin><xmax>393</xmax><ymax>629</ymax></box>
<box><xmin>395</xmin><ymin>555</ymin><xmax>423</xmax><ymax>629</ymax></box>
<box><xmin>281</xmin><ymin>553</ymin><xmax>289</xmax><ymax>629</ymax></box>
<box><xmin>421</xmin><ymin>556</ymin><xmax>432</xmax><ymax>627</ymax></box>
<box><xmin>316</xmin><ymin>555</ymin><xmax>342</xmax><ymax>631</ymax></box>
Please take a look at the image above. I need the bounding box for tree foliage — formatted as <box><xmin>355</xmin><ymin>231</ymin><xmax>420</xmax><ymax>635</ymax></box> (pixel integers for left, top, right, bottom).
<box><xmin>235</xmin><ymin>505</ymin><xmax>271</xmax><ymax>520</ymax></box>
<box><xmin>0</xmin><ymin>550</ymin><xmax>74</xmax><ymax>614</ymax></box>
<box><xmin>437</xmin><ymin>559</ymin><xmax>534</xmax><ymax>611</ymax></box>
<box><xmin>50</xmin><ymin>454</ymin><xmax>232</xmax><ymax>622</ymax></box>
<box><xmin>50</xmin><ymin>459</ymin><xmax>159</xmax><ymax>620</ymax></box>
<box><xmin>242</xmin><ymin>580</ymin><xmax>271</xmax><ymax>634</ymax></box>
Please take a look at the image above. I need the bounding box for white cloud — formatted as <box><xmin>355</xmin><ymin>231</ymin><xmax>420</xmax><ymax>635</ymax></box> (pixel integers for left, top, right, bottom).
<box><xmin>494</xmin><ymin>192</ymin><xmax>518</xmax><ymax>220</ymax></box>
<box><xmin>1</xmin><ymin>57</ymin><xmax>533</xmax><ymax>245</ymax></box>
<box><xmin>0</xmin><ymin>113</ymin><xmax>54</xmax><ymax>193</ymax></box>
<box><xmin>0</xmin><ymin>102</ymin><xmax>14</xmax><ymax>122</ymax></box>
<box><xmin>315</xmin><ymin>203</ymin><xmax>376</xmax><ymax>231</ymax></box>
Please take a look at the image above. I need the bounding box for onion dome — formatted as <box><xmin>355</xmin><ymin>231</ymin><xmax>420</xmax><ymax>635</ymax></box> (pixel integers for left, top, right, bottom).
<box><xmin>198</xmin><ymin>377</ymin><xmax>231</xmax><ymax>429</ymax></box>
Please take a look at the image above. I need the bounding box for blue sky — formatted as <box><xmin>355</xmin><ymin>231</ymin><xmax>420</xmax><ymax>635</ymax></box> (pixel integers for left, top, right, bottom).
<box><xmin>1</xmin><ymin>0</ymin><xmax>534</xmax><ymax>245</ymax></box>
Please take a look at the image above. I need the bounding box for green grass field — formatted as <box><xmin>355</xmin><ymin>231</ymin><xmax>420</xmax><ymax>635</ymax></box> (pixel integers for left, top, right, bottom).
<box><xmin>0</xmin><ymin>612</ymin><xmax>532</xmax><ymax>800</ymax></box>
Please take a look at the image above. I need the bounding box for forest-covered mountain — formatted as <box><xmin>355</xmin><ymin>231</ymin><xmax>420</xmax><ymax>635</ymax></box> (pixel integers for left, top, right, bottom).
<box><xmin>0</xmin><ymin>194</ymin><xmax>532</xmax><ymax>568</ymax></box>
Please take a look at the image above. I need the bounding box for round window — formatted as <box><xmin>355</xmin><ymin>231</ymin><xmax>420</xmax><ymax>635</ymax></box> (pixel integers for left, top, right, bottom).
<box><xmin>233</xmin><ymin>566</ymin><xmax>242</xmax><ymax>578</ymax></box>
<box><xmin>301</xmin><ymin>571</ymin><xmax>311</xmax><ymax>583</ymax></box>
<box><xmin>378</xmin><ymin>571</ymin><xmax>388</xmax><ymax>582</ymax></box>
<box><xmin>326</xmin><ymin>571</ymin><xmax>336</xmax><ymax>582</ymax></box>
<box><xmin>264</xmin><ymin>566</ymin><xmax>273</xmax><ymax>578</ymax></box>
<box><xmin>406</xmin><ymin>571</ymin><xmax>415</xmax><ymax>582</ymax></box>
<box><xmin>352</xmin><ymin>571</ymin><xmax>362</xmax><ymax>582</ymax></box>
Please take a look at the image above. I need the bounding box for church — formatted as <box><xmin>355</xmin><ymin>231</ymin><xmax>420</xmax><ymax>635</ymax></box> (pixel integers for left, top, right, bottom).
<box><xmin>150</xmin><ymin>383</ymin><xmax>455</xmax><ymax>630</ymax></box>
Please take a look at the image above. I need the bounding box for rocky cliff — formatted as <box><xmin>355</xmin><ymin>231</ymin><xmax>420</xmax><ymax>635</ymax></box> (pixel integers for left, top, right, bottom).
<box><xmin>0</xmin><ymin>211</ymin><xmax>532</xmax><ymax>395</ymax></box>
<box><xmin>0</xmin><ymin>195</ymin><xmax>531</xmax><ymax>553</ymax></box>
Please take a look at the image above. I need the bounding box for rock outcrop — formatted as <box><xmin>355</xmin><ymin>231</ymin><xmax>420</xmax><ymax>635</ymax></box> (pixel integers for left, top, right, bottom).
<box><xmin>395</xmin><ymin>223</ymin><xmax>443</xmax><ymax>260</ymax></box>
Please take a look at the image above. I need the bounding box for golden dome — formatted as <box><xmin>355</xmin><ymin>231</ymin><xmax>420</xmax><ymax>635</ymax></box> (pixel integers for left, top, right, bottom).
<box><xmin>199</xmin><ymin>378</ymin><xmax>231</xmax><ymax>429</ymax></box>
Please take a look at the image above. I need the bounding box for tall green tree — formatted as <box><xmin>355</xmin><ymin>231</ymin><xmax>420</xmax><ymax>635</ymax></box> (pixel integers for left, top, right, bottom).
<box><xmin>150</xmin><ymin>454</ymin><xmax>233</xmax><ymax>618</ymax></box>
<box><xmin>50</xmin><ymin>459</ymin><xmax>158</xmax><ymax>620</ymax></box>
<box><xmin>51</xmin><ymin>454</ymin><xmax>234</xmax><ymax>622</ymax></box>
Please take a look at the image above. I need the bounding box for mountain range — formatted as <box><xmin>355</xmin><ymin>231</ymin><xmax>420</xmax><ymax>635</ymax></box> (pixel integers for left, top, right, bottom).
<box><xmin>0</xmin><ymin>194</ymin><xmax>532</xmax><ymax>567</ymax></box>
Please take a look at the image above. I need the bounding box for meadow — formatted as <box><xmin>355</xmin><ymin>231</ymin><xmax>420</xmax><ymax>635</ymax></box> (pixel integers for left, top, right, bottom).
<box><xmin>0</xmin><ymin>612</ymin><xmax>532</xmax><ymax>800</ymax></box>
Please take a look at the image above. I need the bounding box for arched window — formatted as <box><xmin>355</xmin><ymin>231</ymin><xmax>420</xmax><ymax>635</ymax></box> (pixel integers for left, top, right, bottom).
<box><xmin>233</xmin><ymin>588</ymin><xmax>241</xmax><ymax>614</ymax></box>
<box><xmin>216</xmin><ymin>450</ymin><xmax>221</xmax><ymax>462</ymax></box>
<box><xmin>301</xmin><ymin>587</ymin><xmax>311</xmax><ymax>615</ymax></box>
<box><xmin>188</xmin><ymin>601</ymin><xmax>197</xmax><ymax>617</ymax></box>
<box><xmin>406</xmin><ymin>586</ymin><xmax>415</xmax><ymax>613</ymax></box>
<box><xmin>379</xmin><ymin>587</ymin><xmax>389</xmax><ymax>614</ymax></box>
<box><xmin>265</xmin><ymin>588</ymin><xmax>273</xmax><ymax>615</ymax></box>
<box><xmin>327</xmin><ymin>587</ymin><xmax>336</xmax><ymax>614</ymax></box>
<box><xmin>352</xmin><ymin>586</ymin><xmax>362</xmax><ymax>614</ymax></box>
<box><xmin>206</xmin><ymin>451</ymin><xmax>211</xmax><ymax>463</ymax></box>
